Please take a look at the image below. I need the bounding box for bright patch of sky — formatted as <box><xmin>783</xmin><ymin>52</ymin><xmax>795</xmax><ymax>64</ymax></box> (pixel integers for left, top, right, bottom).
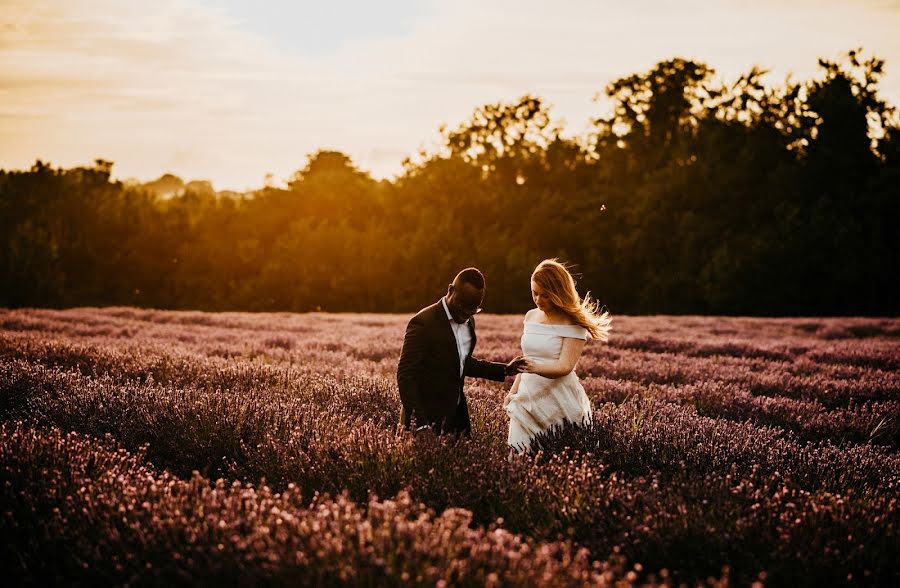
<box><xmin>201</xmin><ymin>0</ymin><xmax>435</xmax><ymax>56</ymax></box>
<box><xmin>2</xmin><ymin>0</ymin><xmax>899</xmax><ymax>190</ymax></box>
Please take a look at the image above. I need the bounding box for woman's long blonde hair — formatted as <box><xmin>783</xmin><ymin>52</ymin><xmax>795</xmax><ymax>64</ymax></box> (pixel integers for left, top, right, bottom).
<box><xmin>531</xmin><ymin>259</ymin><xmax>612</xmax><ymax>341</ymax></box>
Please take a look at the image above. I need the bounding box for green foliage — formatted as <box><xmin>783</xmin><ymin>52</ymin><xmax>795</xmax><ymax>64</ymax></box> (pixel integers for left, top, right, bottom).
<box><xmin>1</xmin><ymin>50</ymin><xmax>897</xmax><ymax>314</ymax></box>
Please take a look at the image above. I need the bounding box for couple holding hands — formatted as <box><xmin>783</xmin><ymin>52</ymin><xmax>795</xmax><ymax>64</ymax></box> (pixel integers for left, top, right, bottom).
<box><xmin>396</xmin><ymin>259</ymin><xmax>611</xmax><ymax>456</ymax></box>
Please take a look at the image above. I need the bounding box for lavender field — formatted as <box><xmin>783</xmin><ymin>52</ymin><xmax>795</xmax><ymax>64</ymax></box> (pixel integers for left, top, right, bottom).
<box><xmin>1</xmin><ymin>308</ymin><xmax>898</xmax><ymax>587</ymax></box>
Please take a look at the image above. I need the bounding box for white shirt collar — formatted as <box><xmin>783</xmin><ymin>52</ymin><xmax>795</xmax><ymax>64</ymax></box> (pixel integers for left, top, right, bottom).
<box><xmin>441</xmin><ymin>296</ymin><xmax>468</xmax><ymax>324</ymax></box>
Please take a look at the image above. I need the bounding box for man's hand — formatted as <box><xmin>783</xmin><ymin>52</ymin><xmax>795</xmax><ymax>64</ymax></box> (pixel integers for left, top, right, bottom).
<box><xmin>504</xmin><ymin>356</ymin><xmax>528</xmax><ymax>377</ymax></box>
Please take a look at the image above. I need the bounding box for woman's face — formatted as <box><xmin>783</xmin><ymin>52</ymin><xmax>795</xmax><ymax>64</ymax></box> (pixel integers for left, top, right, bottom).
<box><xmin>531</xmin><ymin>279</ymin><xmax>550</xmax><ymax>312</ymax></box>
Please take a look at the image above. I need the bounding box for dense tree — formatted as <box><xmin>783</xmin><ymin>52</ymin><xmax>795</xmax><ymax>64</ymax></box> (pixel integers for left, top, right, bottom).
<box><xmin>1</xmin><ymin>50</ymin><xmax>897</xmax><ymax>315</ymax></box>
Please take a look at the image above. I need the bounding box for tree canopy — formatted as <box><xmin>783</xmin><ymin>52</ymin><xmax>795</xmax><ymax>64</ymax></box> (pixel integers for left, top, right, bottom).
<box><xmin>2</xmin><ymin>50</ymin><xmax>897</xmax><ymax>315</ymax></box>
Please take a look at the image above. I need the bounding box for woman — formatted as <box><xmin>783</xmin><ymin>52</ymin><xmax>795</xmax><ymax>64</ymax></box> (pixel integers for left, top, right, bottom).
<box><xmin>504</xmin><ymin>259</ymin><xmax>611</xmax><ymax>457</ymax></box>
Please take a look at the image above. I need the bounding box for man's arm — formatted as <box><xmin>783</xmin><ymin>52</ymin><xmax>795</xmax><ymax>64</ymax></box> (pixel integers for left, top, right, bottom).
<box><xmin>397</xmin><ymin>315</ymin><xmax>427</xmax><ymax>413</ymax></box>
<box><xmin>465</xmin><ymin>355</ymin><xmax>513</xmax><ymax>382</ymax></box>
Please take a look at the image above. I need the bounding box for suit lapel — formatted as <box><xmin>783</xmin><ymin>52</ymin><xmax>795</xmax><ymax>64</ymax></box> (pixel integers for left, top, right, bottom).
<box><xmin>436</xmin><ymin>300</ymin><xmax>459</xmax><ymax>359</ymax></box>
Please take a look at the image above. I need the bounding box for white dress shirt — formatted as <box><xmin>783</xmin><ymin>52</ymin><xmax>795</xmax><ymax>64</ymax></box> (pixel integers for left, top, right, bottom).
<box><xmin>441</xmin><ymin>296</ymin><xmax>473</xmax><ymax>378</ymax></box>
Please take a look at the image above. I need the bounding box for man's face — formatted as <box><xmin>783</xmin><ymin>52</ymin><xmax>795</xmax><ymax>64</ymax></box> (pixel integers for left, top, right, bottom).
<box><xmin>446</xmin><ymin>282</ymin><xmax>484</xmax><ymax>324</ymax></box>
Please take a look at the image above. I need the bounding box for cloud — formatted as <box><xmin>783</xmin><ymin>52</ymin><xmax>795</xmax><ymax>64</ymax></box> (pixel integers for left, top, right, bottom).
<box><xmin>1</xmin><ymin>0</ymin><xmax>341</xmax><ymax>187</ymax></box>
<box><xmin>1</xmin><ymin>0</ymin><xmax>899</xmax><ymax>189</ymax></box>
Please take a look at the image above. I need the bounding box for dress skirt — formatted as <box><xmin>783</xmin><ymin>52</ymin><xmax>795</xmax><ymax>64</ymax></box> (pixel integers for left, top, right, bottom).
<box><xmin>506</xmin><ymin>370</ymin><xmax>593</xmax><ymax>453</ymax></box>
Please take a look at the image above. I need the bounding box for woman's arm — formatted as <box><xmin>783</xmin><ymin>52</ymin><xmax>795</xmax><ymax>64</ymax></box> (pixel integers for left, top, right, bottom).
<box><xmin>523</xmin><ymin>337</ymin><xmax>585</xmax><ymax>379</ymax></box>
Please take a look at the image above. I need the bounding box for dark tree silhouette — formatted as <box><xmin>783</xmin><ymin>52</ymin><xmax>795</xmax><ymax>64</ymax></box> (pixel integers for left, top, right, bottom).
<box><xmin>1</xmin><ymin>50</ymin><xmax>897</xmax><ymax>315</ymax></box>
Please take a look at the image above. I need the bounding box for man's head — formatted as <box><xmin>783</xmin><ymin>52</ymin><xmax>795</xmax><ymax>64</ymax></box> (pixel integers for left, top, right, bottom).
<box><xmin>446</xmin><ymin>267</ymin><xmax>485</xmax><ymax>323</ymax></box>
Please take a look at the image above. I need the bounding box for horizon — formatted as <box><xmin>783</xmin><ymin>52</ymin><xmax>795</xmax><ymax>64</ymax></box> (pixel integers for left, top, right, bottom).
<box><xmin>3</xmin><ymin>0</ymin><xmax>900</xmax><ymax>191</ymax></box>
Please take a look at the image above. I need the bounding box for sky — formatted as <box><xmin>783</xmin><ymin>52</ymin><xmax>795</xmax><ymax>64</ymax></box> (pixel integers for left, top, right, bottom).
<box><xmin>3</xmin><ymin>0</ymin><xmax>900</xmax><ymax>190</ymax></box>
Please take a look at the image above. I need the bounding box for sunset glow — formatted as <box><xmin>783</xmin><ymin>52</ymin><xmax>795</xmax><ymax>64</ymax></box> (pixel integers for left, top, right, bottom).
<box><xmin>3</xmin><ymin>0</ymin><xmax>900</xmax><ymax>189</ymax></box>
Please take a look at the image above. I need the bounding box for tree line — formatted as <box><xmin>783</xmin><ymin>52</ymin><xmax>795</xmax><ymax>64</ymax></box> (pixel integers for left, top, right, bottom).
<box><xmin>2</xmin><ymin>50</ymin><xmax>898</xmax><ymax>315</ymax></box>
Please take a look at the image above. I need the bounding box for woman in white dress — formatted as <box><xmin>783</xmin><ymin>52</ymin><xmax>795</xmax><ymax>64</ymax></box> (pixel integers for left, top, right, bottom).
<box><xmin>504</xmin><ymin>259</ymin><xmax>611</xmax><ymax>457</ymax></box>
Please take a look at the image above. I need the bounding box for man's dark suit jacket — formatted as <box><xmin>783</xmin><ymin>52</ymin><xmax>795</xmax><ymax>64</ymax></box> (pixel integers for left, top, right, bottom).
<box><xmin>396</xmin><ymin>300</ymin><xmax>506</xmax><ymax>434</ymax></box>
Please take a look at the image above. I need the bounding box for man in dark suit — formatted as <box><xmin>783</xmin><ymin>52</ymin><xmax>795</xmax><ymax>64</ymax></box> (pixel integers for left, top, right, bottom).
<box><xmin>397</xmin><ymin>267</ymin><xmax>525</xmax><ymax>435</ymax></box>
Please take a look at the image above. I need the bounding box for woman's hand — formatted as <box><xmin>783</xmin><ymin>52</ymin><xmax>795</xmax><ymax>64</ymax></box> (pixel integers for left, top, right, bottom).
<box><xmin>519</xmin><ymin>359</ymin><xmax>536</xmax><ymax>373</ymax></box>
<box><xmin>504</xmin><ymin>355</ymin><xmax>529</xmax><ymax>376</ymax></box>
<box><xmin>513</xmin><ymin>356</ymin><xmax>535</xmax><ymax>373</ymax></box>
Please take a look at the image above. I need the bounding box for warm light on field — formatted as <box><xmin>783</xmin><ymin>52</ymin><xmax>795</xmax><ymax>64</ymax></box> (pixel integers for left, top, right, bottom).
<box><xmin>1</xmin><ymin>308</ymin><xmax>898</xmax><ymax>585</ymax></box>
<box><xmin>3</xmin><ymin>3</ymin><xmax>900</xmax><ymax>583</ymax></box>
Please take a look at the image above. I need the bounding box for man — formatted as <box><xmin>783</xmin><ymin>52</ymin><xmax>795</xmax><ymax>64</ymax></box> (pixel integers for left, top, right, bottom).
<box><xmin>396</xmin><ymin>267</ymin><xmax>525</xmax><ymax>435</ymax></box>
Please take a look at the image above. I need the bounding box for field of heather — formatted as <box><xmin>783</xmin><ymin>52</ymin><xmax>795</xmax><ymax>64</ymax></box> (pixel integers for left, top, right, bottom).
<box><xmin>1</xmin><ymin>307</ymin><xmax>898</xmax><ymax>587</ymax></box>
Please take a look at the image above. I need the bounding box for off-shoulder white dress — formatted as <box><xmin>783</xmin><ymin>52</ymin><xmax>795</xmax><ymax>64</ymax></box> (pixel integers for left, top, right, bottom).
<box><xmin>506</xmin><ymin>320</ymin><xmax>593</xmax><ymax>453</ymax></box>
